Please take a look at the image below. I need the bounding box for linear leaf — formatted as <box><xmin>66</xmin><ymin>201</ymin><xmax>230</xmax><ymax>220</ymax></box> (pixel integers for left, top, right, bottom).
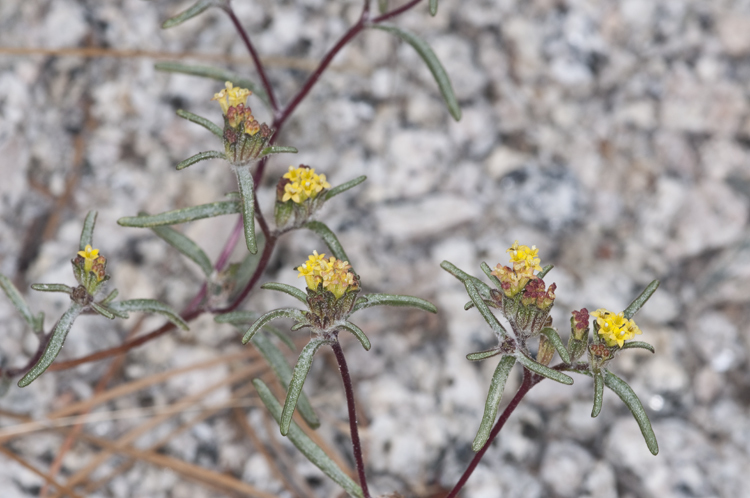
<box><xmin>466</xmin><ymin>348</ymin><xmax>502</xmax><ymax>362</ymax></box>
<box><xmin>251</xmin><ymin>333</ymin><xmax>319</xmax><ymax>428</ymax></box>
<box><xmin>162</xmin><ymin>0</ymin><xmax>214</xmax><ymax>29</ymax></box>
<box><xmin>429</xmin><ymin>0</ymin><xmax>438</xmax><ymax>16</ymax></box>
<box><xmin>378</xmin><ymin>0</ymin><xmax>388</xmax><ymax>14</ymax></box>
<box><xmin>540</xmin><ymin>327</ymin><xmax>571</xmax><ymax>364</ymax></box>
<box><xmin>440</xmin><ymin>261</ymin><xmax>493</xmax><ymax>299</ymax></box>
<box><xmin>465</xmin><ymin>281</ymin><xmax>507</xmax><ymax>338</ymax></box>
<box><xmin>90</xmin><ymin>302</ymin><xmax>115</xmax><ymax>320</ymax></box>
<box><xmin>175</xmin><ymin>109</ymin><xmax>223</xmax><ymax>138</ymax></box>
<box><xmin>101</xmin><ymin>289</ymin><xmax>119</xmax><ymax>305</ymax></box>
<box><xmin>516</xmin><ymin>353</ymin><xmax>573</xmax><ymax>385</ymax></box>
<box><xmin>261</xmin><ymin>282</ymin><xmax>307</xmax><ymax>304</ymax></box>
<box><xmin>338</xmin><ymin>322</ymin><xmax>371</xmax><ymax>351</ymax></box>
<box><xmin>155</xmin><ymin>61</ymin><xmax>270</xmax><ymax>108</ymax></box>
<box><xmin>621</xmin><ymin>341</ymin><xmax>655</xmax><ymax>354</ymax></box>
<box><xmin>603</xmin><ymin>370</ymin><xmax>659</xmax><ymax>455</ymax></box>
<box><xmin>592</xmin><ymin>371</ymin><xmax>604</xmax><ymax>418</ymax></box>
<box><xmin>253</xmin><ymin>379</ymin><xmax>364</xmax><ymax>498</ymax></box>
<box><xmin>281</xmin><ymin>338</ymin><xmax>330</xmax><ymax>436</ymax></box>
<box><xmin>325</xmin><ymin>175</ymin><xmax>367</xmax><ymax>201</ymax></box>
<box><xmin>151</xmin><ymin>226</ymin><xmax>213</xmax><ymax>276</ymax></box>
<box><xmin>1</xmin><ymin>274</ymin><xmax>37</xmax><ymax>330</ymax></box>
<box><xmin>242</xmin><ymin>308</ymin><xmax>307</xmax><ymax>344</ymax></box>
<box><xmin>261</xmin><ymin>146</ymin><xmax>298</xmax><ymax>157</ymax></box>
<box><xmin>215</xmin><ymin>310</ymin><xmax>297</xmax><ymax>350</ymax></box>
<box><xmin>108</xmin><ymin>299</ymin><xmax>188</xmax><ymax>330</ymax></box>
<box><xmin>304</xmin><ymin>221</ymin><xmax>349</xmax><ymax>263</ymax></box>
<box><xmin>176</xmin><ymin>150</ymin><xmax>225</xmax><ymax>170</ymax></box>
<box><xmin>537</xmin><ymin>264</ymin><xmax>554</xmax><ymax>279</ymax></box>
<box><xmin>624</xmin><ymin>280</ymin><xmax>660</xmax><ymax>319</ymax></box>
<box><xmin>234</xmin><ymin>166</ymin><xmax>257</xmax><ymax>254</ymax></box>
<box><xmin>30</xmin><ymin>283</ymin><xmax>73</xmax><ymax>295</ymax></box>
<box><xmin>118</xmin><ymin>201</ymin><xmax>240</xmax><ymax>227</ymax></box>
<box><xmin>472</xmin><ymin>355</ymin><xmax>515</xmax><ymax>451</ymax></box>
<box><xmin>372</xmin><ymin>24</ymin><xmax>461</xmax><ymax>121</ymax></box>
<box><xmin>18</xmin><ymin>303</ymin><xmax>84</xmax><ymax>387</ymax></box>
<box><xmin>79</xmin><ymin>211</ymin><xmax>97</xmax><ymax>251</ymax></box>
<box><xmin>352</xmin><ymin>293</ymin><xmax>437</xmax><ymax>314</ymax></box>
<box><xmin>480</xmin><ymin>262</ymin><xmax>503</xmax><ymax>289</ymax></box>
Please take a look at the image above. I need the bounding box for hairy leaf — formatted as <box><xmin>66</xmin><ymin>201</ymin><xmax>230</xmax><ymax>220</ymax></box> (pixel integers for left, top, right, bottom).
<box><xmin>540</xmin><ymin>327</ymin><xmax>571</xmax><ymax>364</ymax></box>
<box><xmin>151</xmin><ymin>226</ymin><xmax>213</xmax><ymax>276</ymax></box>
<box><xmin>30</xmin><ymin>284</ymin><xmax>73</xmax><ymax>295</ymax></box>
<box><xmin>516</xmin><ymin>354</ymin><xmax>573</xmax><ymax>385</ymax></box>
<box><xmin>620</xmin><ymin>341</ymin><xmax>655</xmax><ymax>354</ymax></box>
<box><xmin>352</xmin><ymin>293</ymin><xmax>437</xmax><ymax>314</ymax></box>
<box><xmin>108</xmin><ymin>299</ymin><xmax>188</xmax><ymax>330</ymax></box>
<box><xmin>465</xmin><ymin>281</ymin><xmax>507</xmax><ymax>338</ymax></box>
<box><xmin>603</xmin><ymin>370</ymin><xmax>659</xmax><ymax>455</ymax></box>
<box><xmin>162</xmin><ymin>0</ymin><xmax>215</xmax><ymax>29</ymax></box>
<box><xmin>624</xmin><ymin>280</ymin><xmax>660</xmax><ymax>319</ymax></box>
<box><xmin>472</xmin><ymin>355</ymin><xmax>515</xmax><ymax>451</ymax></box>
<box><xmin>242</xmin><ymin>308</ymin><xmax>307</xmax><ymax>344</ymax></box>
<box><xmin>261</xmin><ymin>282</ymin><xmax>308</xmax><ymax>304</ymax></box>
<box><xmin>234</xmin><ymin>166</ymin><xmax>257</xmax><ymax>254</ymax></box>
<box><xmin>537</xmin><ymin>264</ymin><xmax>554</xmax><ymax>279</ymax></box>
<box><xmin>0</xmin><ymin>274</ymin><xmax>42</xmax><ymax>332</ymax></box>
<box><xmin>304</xmin><ymin>221</ymin><xmax>349</xmax><ymax>263</ymax></box>
<box><xmin>466</xmin><ymin>348</ymin><xmax>502</xmax><ymax>362</ymax></box>
<box><xmin>281</xmin><ymin>338</ymin><xmax>330</xmax><ymax>436</ymax></box>
<box><xmin>261</xmin><ymin>146</ymin><xmax>298</xmax><ymax>157</ymax></box>
<box><xmin>79</xmin><ymin>211</ymin><xmax>97</xmax><ymax>251</ymax></box>
<box><xmin>338</xmin><ymin>322</ymin><xmax>371</xmax><ymax>351</ymax></box>
<box><xmin>325</xmin><ymin>175</ymin><xmax>367</xmax><ymax>201</ymax></box>
<box><xmin>175</xmin><ymin>109</ymin><xmax>223</xmax><ymax>138</ymax></box>
<box><xmin>592</xmin><ymin>371</ymin><xmax>604</xmax><ymax>418</ymax></box>
<box><xmin>176</xmin><ymin>150</ymin><xmax>225</xmax><ymax>170</ymax></box>
<box><xmin>90</xmin><ymin>302</ymin><xmax>115</xmax><ymax>320</ymax></box>
<box><xmin>118</xmin><ymin>201</ymin><xmax>240</xmax><ymax>227</ymax></box>
<box><xmin>429</xmin><ymin>0</ymin><xmax>438</xmax><ymax>16</ymax></box>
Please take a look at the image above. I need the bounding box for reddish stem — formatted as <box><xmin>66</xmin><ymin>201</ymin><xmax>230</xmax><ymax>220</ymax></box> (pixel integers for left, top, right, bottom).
<box><xmin>372</xmin><ymin>0</ymin><xmax>423</xmax><ymax>22</ymax></box>
<box><xmin>331</xmin><ymin>340</ymin><xmax>371</xmax><ymax>498</ymax></box>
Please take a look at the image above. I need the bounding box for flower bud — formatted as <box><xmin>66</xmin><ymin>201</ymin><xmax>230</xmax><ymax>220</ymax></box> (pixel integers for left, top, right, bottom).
<box><xmin>537</xmin><ymin>334</ymin><xmax>555</xmax><ymax>366</ymax></box>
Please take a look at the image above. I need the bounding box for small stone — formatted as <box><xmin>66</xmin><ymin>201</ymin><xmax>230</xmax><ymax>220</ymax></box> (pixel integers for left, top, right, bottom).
<box><xmin>717</xmin><ymin>15</ymin><xmax>750</xmax><ymax>56</ymax></box>
<box><xmin>540</xmin><ymin>441</ymin><xmax>594</xmax><ymax>497</ymax></box>
<box><xmin>374</xmin><ymin>194</ymin><xmax>481</xmax><ymax>241</ymax></box>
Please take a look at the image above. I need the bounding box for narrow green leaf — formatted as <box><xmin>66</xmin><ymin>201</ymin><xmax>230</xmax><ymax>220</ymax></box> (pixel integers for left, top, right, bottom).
<box><xmin>465</xmin><ymin>281</ymin><xmax>507</xmax><ymax>338</ymax></box>
<box><xmin>214</xmin><ymin>310</ymin><xmax>258</xmax><ymax>325</ymax></box>
<box><xmin>352</xmin><ymin>293</ymin><xmax>437</xmax><ymax>314</ymax></box>
<box><xmin>90</xmin><ymin>302</ymin><xmax>115</xmax><ymax>320</ymax></box>
<box><xmin>242</xmin><ymin>308</ymin><xmax>307</xmax><ymax>344</ymax></box>
<box><xmin>338</xmin><ymin>322</ymin><xmax>371</xmax><ymax>351</ymax></box>
<box><xmin>79</xmin><ymin>211</ymin><xmax>97</xmax><ymax>251</ymax></box>
<box><xmin>175</xmin><ymin>109</ymin><xmax>223</xmax><ymax>138</ymax></box>
<box><xmin>108</xmin><ymin>299</ymin><xmax>188</xmax><ymax>331</ymax></box>
<box><xmin>251</xmin><ymin>333</ymin><xmax>319</xmax><ymax>429</ymax></box>
<box><xmin>151</xmin><ymin>226</ymin><xmax>213</xmax><ymax>277</ymax></box>
<box><xmin>540</xmin><ymin>327</ymin><xmax>571</xmax><ymax>364</ymax></box>
<box><xmin>472</xmin><ymin>355</ymin><xmax>515</xmax><ymax>451</ymax></box>
<box><xmin>621</xmin><ymin>341</ymin><xmax>655</xmax><ymax>354</ymax></box>
<box><xmin>30</xmin><ymin>283</ymin><xmax>73</xmax><ymax>295</ymax></box>
<box><xmin>261</xmin><ymin>282</ymin><xmax>308</xmax><ymax>304</ymax></box>
<box><xmin>378</xmin><ymin>0</ymin><xmax>388</xmax><ymax>14</ymax></box>
<box><xmin>325</xmin><ymin>175</ymin><xmax>367</xmax><ymax>201</ymax></box>
<box><xmin>466</xmin><ymin>348</ymin><xmax>502</xmax><ymax>362</ymax></box>
<box><xmin>101</xmin><ymin>289</ymin><xmax>119</xmax><ymax>305</ymax></box>
<box><xmin>304</xmin><ymin>221</ymin><xmax>350</xmax><ymax>263</ymax></box>
<box><xmin>372</xmin><ymin>24</ymin><xmax>461</xmax><ymax>121</ymax></box>
<box><xmin>253</xmin><ymin>379</ymin><xmax>364</xmax><ymax>498</ymax></box>
<box><xmin>592</xmin><ymin>371</ymin><xmax>604</xmax><ymax>418</ymax></box>
<box><xmin>603</xmin><ymin>370</ymin><xmax>659</xmax><ymax>455</ymax></box>
<box><xmin>118</xmin><ymin>201</ymin><xmax>240</xmax><ymax>228</ymax></box>
<box><xmin>261</xmin><ymin>146</ymin><xmax>298</xmax><ymax>157</ymax></box>
<box><xmin>429</xmin><ymin>0</ymin><xmax>438</xmax><ymax>16</ymax></box>
<box><xmin>234</xmin><ymin>166</ymin><xmax>257</xmax><ymax>254</ymax></box>
<box><xmin>516</xmin><ymin>354</ymin><xmax>573</xmax><ymax>385</ymax></box>
<box><xmin>480</xmin><ymin>262</ymin><xmax>503</xmax><ymax>289</ymax></box>
<box><xmin>281</xmin><ymin>338</ymin><xmax>330</xmax><ymax>436</ymax></box>
<box><xmin>162</xmin><ymin>0</ymin><xmax>214</xmax><ymax>29</ymax></box>
<box><xmin>0</xmin><ymin>373</ymin><xmax>11</xmax><ymax>397</ymax></box>
<box><xmin>1</xmin><ymin>274</ymin><xmax>37</xmax><ymax>329</ymax></box>
<box><xmin>176</xmin><ymin>150</ymin><xmax>225</xmax><ymax>171</ymax></box>
<box><xmin>440</xmin><ymin>261</ymin><xmax>493</xmax><ymax>299</ymax></box>
<box><xmin>537</xmin><ymin>264</ymin><xmax>554</xmax><ymax>279</ymax></box>
<box><xmin>624</xmin><ymin>280</ymin><xmax>660</xmax><ymax>319</ymax></box>
<box><xmin>155</xmin><ymin>61</ymin><xmax>270</xmax><ymax>108</ymax></box>
<box><xmin>18</xmin><ymin>303</ymin><xmax>84</xmax><ymax>387</ymax></box>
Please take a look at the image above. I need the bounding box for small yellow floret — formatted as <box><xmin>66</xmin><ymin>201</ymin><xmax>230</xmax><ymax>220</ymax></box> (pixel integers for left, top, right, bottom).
<box><xmin>77</xmin><ymin>244</ymin><xmax>100</xmax><ymax>272</ymax></box>
<box><xmin>212</xmin><ymin>81</ymin><xmax>251</xmax><ymax>114</ymax></box>
<box><xmin>591</xmin><ymin>308</ymin><xmax>642</xmax><ymax>348</ymax></box>
<box><xmin>297</xmin><ymin>250</ymin><xmax>327</xmax><ymax>289</ymax></box>
<box><xmin>507</xmin><ymin>240</ymin><xmax>543</xmax><ymax>273</ymax></box>
<box><xmin>281</xmin><ymin>167</ymin><xmax>331</xmax><ymax>204</ymax></box>
<box><xmin>297</xmin><ymin>252</ymin><xmax>356</xmax><ymax>298</ymax></box>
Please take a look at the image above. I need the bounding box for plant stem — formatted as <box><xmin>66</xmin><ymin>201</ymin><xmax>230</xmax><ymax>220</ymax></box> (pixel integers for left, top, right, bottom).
<box><xmin>445</xmin><ymin>369</ymin><xmax>535</xmax><ymax>498</ymax></box>
<box><xmin>331</xmin><ymin>339</ymin><xmax>371</xmax><ymax>498</ymax></box>
<box><xmin>223</xmin><ymin>5</ymin><xmax>279</xmax><ymax>114</ymax></box>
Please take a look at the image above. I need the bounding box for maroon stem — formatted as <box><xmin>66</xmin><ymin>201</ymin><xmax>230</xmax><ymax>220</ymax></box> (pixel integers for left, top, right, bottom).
<box><xmin>372</xmin><ymin>0</ymin><xmax>423</xmax><ymax>22</ymax></box>
<box><xmin>331</xmin><ymin>339</ymin><xmax>371</xmax><ymax>498</ymax></box>
<box><xmin>446</xmin><ymin>370</ymin><xmax>536</xmax><ymax>498</ymax></box>
<box><xmin>224</xmin><ymin>5</ymin><xmax>279</xmax><ymax>114</ymax></box>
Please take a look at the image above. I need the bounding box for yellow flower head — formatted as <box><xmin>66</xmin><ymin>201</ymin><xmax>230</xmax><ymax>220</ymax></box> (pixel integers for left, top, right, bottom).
<box><xmin>77</xmin><ymin>244</ymin><xmax>100</xmax><ymax>273</ymax></box>
<box><xmin>507</xmin><ymin>241</ymin><xmax>543</xmax><ymax>273</ymax></box>
<box><xmin>212</xmin><ymin>81</ymin><xmax>251</xmax><ymax>114</ymax></box>
<box><xmin>281</xmin><ymin>166</ymin><xmax>331</xmax><ymax>204</ymax></box>
<box><xmin>297</xmin><ymin>250</ymin><xmax>327</xmax><ymax>289</ymax></box>
<box><xmin>297</xmin><ymin>252</ymin><xmax>357</xmax><ymax>298</ymax></box>
<box><xmin>591</xmin><ymin>308</ymin><xmax>642</xmax><ymax>348</ymax></box>
<box><xmin>491</xmin><ymin>264</ymin><xmax>536</xmax><ymax>298</ymax></box>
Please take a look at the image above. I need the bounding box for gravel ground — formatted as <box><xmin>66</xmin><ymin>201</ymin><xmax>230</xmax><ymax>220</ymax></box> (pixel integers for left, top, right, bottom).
<box><xmin>1</xmin><ymin>0</ymin><xmax>750</xmax><ymax>497</ymax></box>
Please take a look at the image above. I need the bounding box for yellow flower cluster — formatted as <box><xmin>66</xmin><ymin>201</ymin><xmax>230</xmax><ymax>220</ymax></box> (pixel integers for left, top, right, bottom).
<box><xmin>282</xmin><ymin>166</ymin><xmax>331</xmax><ymax>204</ymax></box>
<box><xmin>212</xmin><ymin>81</ymin><xmax>251</xmax><ymax>114</ymax></box>
<box><xmin>297</xmin><ymin>251</ymin><xmax>357</xmax><ymax>298</ymax></box>
<box><xmin>491</xmin><ymin>241</ymin><xmax>542</xmax><ymax>297</ymax></box>
<box><xmin>591</xmin><ymin>308</ymin><xmax>642</xmax><ymax>348</ymax></box>
<box><xmin>77</xmin><ymin>244</ymin><xmax>107</xmax><ymax>282</ymax></box>
<box><xmin>77</xmin><ymin>245</ymin><xmax>100</xmax><ymax>273</ymax></box>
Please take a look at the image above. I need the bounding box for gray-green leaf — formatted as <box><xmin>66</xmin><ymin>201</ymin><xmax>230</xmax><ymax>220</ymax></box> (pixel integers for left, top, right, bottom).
<box><xmin>234</xmin><ymin>166</ymin><xmax>257</xmax><ymax>254</ymax></box>
<box><xmin>372</xmin><ymin>24</ymin><xmax>461</xmax><ymax>121</ymax></box>
<box><xmin>0</xmin><ymin>274</ymin><xmax>43</xmax><ymax>333</ymax></box>
<box><xmin>304</xmin><ymin>221</ymin><xmax>350</xmax><ymax>263</ymax></box>
<box><xmin>151</xmin><ymin>226</ymin><xmax>213</xmax><ymax>276</ymax></box>
<box><xmin>118</xmin><ymin>201</ymin><xmax>240</xmax><ymax>228</ymax></box>
<box><xmin>79</xmin><ymin>211</ymin><xmax>97</xmax><ymax>251</ymax></box>
<box><xmin>281</xmin><ymin>338</ymin><xmax>330</xmax><ymax>436</ymax></box>
<box><xmin>108</xmin><ymin>299</ymin><xmax>188</xmax><ymax>331</ymax></box>
<box><xmin>30</xmin><ymin>283</ymin><xmax>73</xmax><ymax>295</ymax></box>
<box><xmin>242</xmin><ymin>308</ymin><xmax>308</xmax><ymax>344</ymax></box>
<box><xmin>352</xmin><ymin>293</ymin><xmax>437</xmax><ymax>314</ymax></box>
<box><xmin>161</xmin><ymin>0</ymin><xmax>215</xmax><ymax>29</ymax></box>
<box><xmin>90</xmin><ymin>302</ymin><xmax>116</xmax><ymax>320</ymax></box>
<box><xmin>472</xmin><ymin>355</ymin><xmax>515</xmax><ymax>451</ymax></box>
<box><xmin>620</xmin><ymin>341</ymin><xmax>655</xmax><ymax>354</ymax></box>
<box><xmin>325</xmin><ymin>176</ymin><xmax>367</xmax><ymax>201</ymax></box>
<box><xmin>18</xmin><ymin>303</ymin><xmax>84</xmax><ymax>387</ymax></box>
<box><xmin>175</xmin><ymin>110</ymin><xmax>223</xmax><ymax>138</ymax></box>
<box><xmin>261</xmin><ymin>146</ymin><xmax>298</xmax><ymax>157</ymax></box>
<box><xmin>429</xmin><ymin>0</ymin><xmax>438</xmax><ymax>16</ymax></box>
<box><xmin>176</xmin><ymin>150</ymin><xmax>225</xmax><ymax>170</ymax></box>
<box><xmin>537</xmin><ymin>264</ymin><xmax>554</xmax><ymax>279</ymax></box>
<box><xmin>603</xmin><ymin>370</ymin><xmax>659</xmax><ymax>455</ymax></box>
<box><xmin>253</xmin><ymin>379</ymin><xmax>364</xmax><ymax>498</ymax></box>
<box><xmin>480</xmin><ymin>262</ymin><xmax>503</xmax><ymax>289</ymax></box>
<box><xmin>261</xmin><ymin>282</ymin><xmax>308</xmax><ymax>304</ymax></box>
<box><xmin>466</xmin><ymin>348</ymin><xmax>502</xmax><ymax>362</ymax></box>
<box><xmin>465</xmin><ymin>281</ymin><xmax>507</xmax><ymax>338</ymax></box>
<box><xmin>592</xmin><ymin>371</ymin><xmax>604</xmax><ymax>418</ymax></box>
<box><xmin>338</xmin><ymin>322</ymin><xmax>371</xmax><ymax>351</ymax></box>
<box><xmin>440</xmin><ymin>261</ymin><xmax>493</xmax><ymax>300</ymax></box>
<box><xmin>516</xmin><ymin>353</ymin><xmax>573</xmax><ymax>385</ymax></box>
<box><xmin>624</xmin><ymin>280</ymin><xmax>660</xmax><ymax>320</ymax></box>
<box><xmin>540</xmin><ymin>327</ymin><xmax>571</xmax><ymax>364</ymax></box>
